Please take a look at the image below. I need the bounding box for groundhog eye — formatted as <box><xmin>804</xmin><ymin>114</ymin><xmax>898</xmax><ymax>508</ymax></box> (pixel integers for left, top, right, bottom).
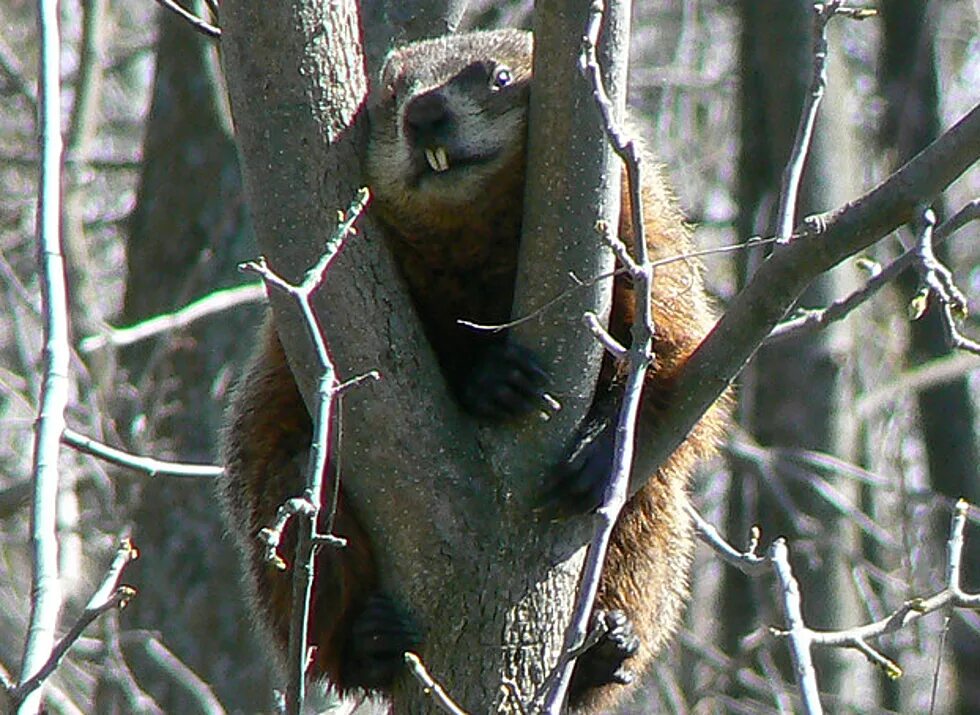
<box><xmin>491</xmin><ymin>65</ymin><xmax>513</xmax><ymax>90</ymax></box>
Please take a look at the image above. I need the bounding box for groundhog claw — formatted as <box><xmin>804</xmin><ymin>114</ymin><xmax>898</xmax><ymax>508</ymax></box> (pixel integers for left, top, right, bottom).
<box><xmin>459</xmin><ymin>340</ymin><xmax>549</xmax><ymax>419</ymax></box>
<box><xmin>568</xmin><ymin>609</ymin><xmax>641</xmax><ymax>699</ymax></box>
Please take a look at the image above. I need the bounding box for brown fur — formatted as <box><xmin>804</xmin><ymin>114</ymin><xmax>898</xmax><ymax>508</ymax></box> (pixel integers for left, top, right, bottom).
<box><xmin>219</xmin><ymin>29</ymin><xmax>726</xmax><ymax>712</ymax></box>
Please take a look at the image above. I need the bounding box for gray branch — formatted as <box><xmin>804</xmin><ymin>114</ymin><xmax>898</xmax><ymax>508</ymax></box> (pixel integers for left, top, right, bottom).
<box><xmin>19</xmin><ymin>3</ymin><xmax>69</xmax><ymax>713</ymax></box>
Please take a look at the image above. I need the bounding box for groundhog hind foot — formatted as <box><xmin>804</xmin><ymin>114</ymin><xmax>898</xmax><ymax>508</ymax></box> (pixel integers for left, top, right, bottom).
<box><xmin>568</xmin><ymin>609</ymin><xmax>641</xmax><ymax>705</ymax></box>
<box><xmin>459</xmin><ymin>340</ymin><xmax>549</xmax><ymax>419</ymax></box>
<box><xmin>339</xmin><ymin>593</ymin><xmax>421</xmax><ymax>691</ymax></box>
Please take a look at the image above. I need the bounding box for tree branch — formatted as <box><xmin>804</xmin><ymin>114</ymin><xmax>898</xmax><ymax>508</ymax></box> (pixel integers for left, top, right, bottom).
<box><xmin>635</xmin><ymin>102</ymin><xmax>980</xmax><ymax>500</ymax></box>
<box><xmin>19</xmin><ymin>3</ymin><xmax>68</xmax><ymax>713</ymax></box>
<box><xmin>540</xmin><ymin>3</ymin><xmax>640</xmax><ymax>710</ymax></box>
<box><xmin>61</xmin><ymin>427</ymin><xmax>223</xmax><ymax>478</ymax></box>
<box><xmin>404</xmin><ymin>653</ymin><xmax>469</xmax><ymax>715</ymax></box>
<box><xmin>770</xmin><ymin>539</ymin><xmax>823</xmax><ymax>715</ymax></box>
<box><xmin>770</xmin><ymin>198</ymin><xmax>980</xmax><ymax>342</ymax></box>
<box><xmin>11</xmin><ymin>539</ymin><xmax>138</xmax><ymax>708</ymax></box>
<box><xmin>151</xmin><ymin>0</ymin><xmax>221</xmax><ymax>40</ymax></box>
<box><xmin>78</xmin><ymin>282</ymin><xmax>265</xmax><ymax>353</ymax></box>
<box><xmin>238</xmin><ymin>188</ymin><xmax>367</xmax><ymax>714</ymax></box>
<box><xmin>910</xmin><ymin>207</ymin><xmax>980</xmax><ymax>354</ymax></box>
<box><xmin>774</xmin><ymin>1</ymin><xmax>840</xmax><ymax>242</ymax></box>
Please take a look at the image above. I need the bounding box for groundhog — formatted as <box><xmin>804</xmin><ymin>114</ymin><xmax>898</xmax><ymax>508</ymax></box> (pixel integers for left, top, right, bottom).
<box><xmin>219</xmin><ymin>28</ymin><xmax>726</xmax><ymax>713</ymax></box>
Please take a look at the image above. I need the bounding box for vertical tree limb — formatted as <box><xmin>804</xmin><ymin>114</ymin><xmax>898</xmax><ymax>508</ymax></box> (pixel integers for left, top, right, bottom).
<box><xmin>19</xmin><ymin>2</ymin><xmax>67</xmax><ymax>712</ymax></box>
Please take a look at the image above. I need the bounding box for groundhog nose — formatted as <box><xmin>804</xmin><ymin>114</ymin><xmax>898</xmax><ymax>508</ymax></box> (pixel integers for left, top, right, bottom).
<box><xmin>404</xmin><ymin>91</ymin><xmax>453</xmax><ymax>145</ymax></box>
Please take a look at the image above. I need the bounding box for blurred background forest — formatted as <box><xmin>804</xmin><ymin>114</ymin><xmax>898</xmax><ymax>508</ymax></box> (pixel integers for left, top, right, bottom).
<box><xmin>0</xmin><ymin>0</ymin><xmax>978</xmax><ymax>713</ymax></box>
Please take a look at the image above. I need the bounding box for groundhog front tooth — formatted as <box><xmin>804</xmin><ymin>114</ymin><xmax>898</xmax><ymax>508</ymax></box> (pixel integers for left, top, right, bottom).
<box><xmin>425</xmin><ymin>147</ymin><xmax>450</xmax><ymax>173</ymax></box>
<box><xmin>435</xmin><ymin>146</ymin><xmax>450</xmax><ymax>172</ymax></box>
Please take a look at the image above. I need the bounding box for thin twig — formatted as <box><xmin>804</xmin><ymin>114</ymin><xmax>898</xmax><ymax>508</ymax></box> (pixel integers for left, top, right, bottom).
<box><xmin>912</xmin><ymin>207</ymin><xmax>980</xmax><ymax>354</ymax></box>
<box><xmin>536</xmin><ymin>616</ymin><xmax>611</xmax><ymax>704</ymax></box>
<box><xmin>460</xmin><ymin>236</ymin><xmax>776</xmax><ymax>334</ymax></box>
<box><xmin>202</xmin><ymin>0</ymin><xmax>220</xmax><ymax>20</ymax></box>
<box><xmin>122</xmin><ymin>632</ymin><xmax>227</xmax><ymax>714</ymax></box>
<box><xmin>79</xmin><ymin>282</ymin><xmax>266</xmax><ymax>353</ymax></box>
<box><xmin>404</xmin><ymin>653</ymin><xmax>469</xmax><ymax>715</ymax></box>
<box><xmin>775</xmin><ymin>1</ymin><xmax>841</xmax><ymax>243</ymax></box>
<box><xmin>540</xmin><ymin>3</ymin><xmax>643</xmax><ymax>711</ymax></box>
<box><xmin>239</xmin><ymin>187</ymin><xmax>370</xmax><ymax>715</ymax></box>
<box><xmin>152</xmin><ymin>0</ymin><xmax>221</xmax><ymax>40</ymax></box>
<box><xmin>61</xmin><ymin>426</ymin><xmax>223</xmax><ymax>478</ymax></box>
<box><xmin>583</xmin><ymin>312</ymin><xmax>627</xmax><ymax>360</ymax></box>
<box><xmin>787</xmin><ymin>500</ymin><xmax>980</xmax><ymax>680</ymax></box>
<box><xmin>685</xmin><ymin>503</ymin><xmax>769</xmax><ymax>576</ymax></box>
<box><xmin>12</xmin><ymin>539</ymin><xmax>138</xmax><ymax>706</ymax></box>
<box><xmin>770</xmin><ymin>539</ymin><xmax>823</xmax><ymax>715</ymax></box>
<box><xmin>19</xmin><ymin>3</ymin><xmax>68</xmax><ymax>713</ymax></box>
<box><xmin>854</xmin><ymin>351</ymin><xmax>980</xmax><ymax>419</ymax></box>
<box><xmin>64</xmin><ymin>0</ymin><xmax>105</xmax><ymax>160</ymax></box>
<box><xmin>0</xmin><ymin>33</ymin><xmax>38</xmax><ymax>111</ymax></box>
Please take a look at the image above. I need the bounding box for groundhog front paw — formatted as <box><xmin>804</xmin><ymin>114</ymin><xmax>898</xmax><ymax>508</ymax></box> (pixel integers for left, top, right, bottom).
<box><xmin>568</xmin><ymin>609</ymin><xmax>641</xmax><ymax>702</ymax></box>
<box><xmin>459</xmin><ymin>340</ymin><xmax>549</xmax><ymax>419</ymax></box>
<box><xmin>340</xmin><ymin>593</ymin><xmax>421</xmax><ymax>691</ymax></box>
<box><xmin>536</xmin><ymin>420</ymin><xmax>615</xmax><ymax>520</ymax></box>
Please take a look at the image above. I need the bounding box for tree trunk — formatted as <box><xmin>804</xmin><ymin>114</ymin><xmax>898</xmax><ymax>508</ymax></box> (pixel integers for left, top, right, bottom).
<box><xmin>219</xmin><ymin>0</ymin><xmax>625</xmax><ymax>710</ymax></box>
<box><xmin>118</xmin><ymin>6</ymin><xmax>271</xmax><ymax>712</ymax></box>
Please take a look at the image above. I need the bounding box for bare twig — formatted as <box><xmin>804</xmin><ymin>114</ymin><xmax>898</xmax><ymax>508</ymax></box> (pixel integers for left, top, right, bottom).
<box><xmin>536</xmin><ymin>615</ymin><xmax>611</xmax><ymax>705</ymax></box>
<box><xmin>692</xmin><ymin>490</ymin><xmax>977</xmax><ymax>713</ymax></box>
<box><xmin>770</xmin><ymin>539</ymin><xmax>823</xmax><ymax>715</ymax></box>
<box><xmin>637</xmin><ymin>102</ymin><xmax>980</xmax><ymax>547</ymax></box>
<box><xmin>770</xmin><ymin>120</ymin><xmax>975</xmax><ymax>340</ymax></box>
<box><xmin>767</xmin><ymin>253</ymin><xmax>900</xmax><ymax>341</ymax></box>
<box><xmin>64</xmin><ymin>0</ymin><xmax>105</xmax><ymax>161</ymax></box>
<box><xmin>152</xmin><ymin>0</ymin><xmax>221</xmax><ymax>40</ymax></box>
<box><xmin>404</xmin><ymin>653</ymin><xmax>469</xmax><ymax>715</ymax></box>
<box><xmin>855</xmin><ymin>352</ymin><xmax>980</xmax><ymax>418</ymax></box>
<box><xmin>935</xmin><ymin>197</ymin><xmax>980</xmax><ymax>240</ymax></box>
<box><xmin>460</xmin><ymin>236</ymin><xmax>777</xmax><ymax>335</ymax></box>
<box><xmin>12</xmin><ymin>539</ymin><xmax>138</xmax><ymax>706</ymax></box>
<box><xmin>0</xmin><ymin>33</ymin><xmax>38</xmax><ymax>111</ymax></box>
<box><xmin>911</xmin><ymin>207</ymin><xmax>980</xmax><ymax>354</ymax></box>
<box><xmin>0</xmin><ymin>148</ymin><xmax>141</xmax><ymax>172</ymax></box>
<box><xmin>775</xmin><ymin>1</ymin><xmax>840</xmax><ymax>243</ymax></box>
<box><xmin>239</xmin><ymin>187</ymin><xmax>370</xmax><ymax>715</ymax></box>
<box><xmin>79</xmin><ymin>282</ymin><xmax>266</xmax><ymax>353</ymax></box>
<box><xmin>928</xmin><ymin>615</ymin><xmax>951</xmax><ymax>715</ymax></box>
<box><xmin>773</xmin><ymin>3</ymin><xmax>876</xmax><ymax>244</ymax></box>
<box><xmin>257</xmin><ymin>497</ymin><xmax>346</xmax><ymax>570</ymax></box>
<box><xmin>61</xmin><ymin>426</ymin><xmax>224</xmax><ymax>478</ymax></box>
<box><xmin>19</xmin><ymin>3</ymin><xmax>68</xmax><ymax>713</ymax></box>
<box><xmin>686</xmin><ymin>503</ymin><xmax>768</xmax><ymax>576</ymax></box>
<box><xmin>795</xmin><ymin>500</ymin><xmax>979</xmax><ymax>671</ymax></box>
<box><xmin>583</xmin><ymin>311</ymin><xmax>627</xmax><ymax>361</ymax></box>
<box><xmin>540</xmin><ymin>3</ymin><xmax>644</xmax><ymax>711</ymax></box>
